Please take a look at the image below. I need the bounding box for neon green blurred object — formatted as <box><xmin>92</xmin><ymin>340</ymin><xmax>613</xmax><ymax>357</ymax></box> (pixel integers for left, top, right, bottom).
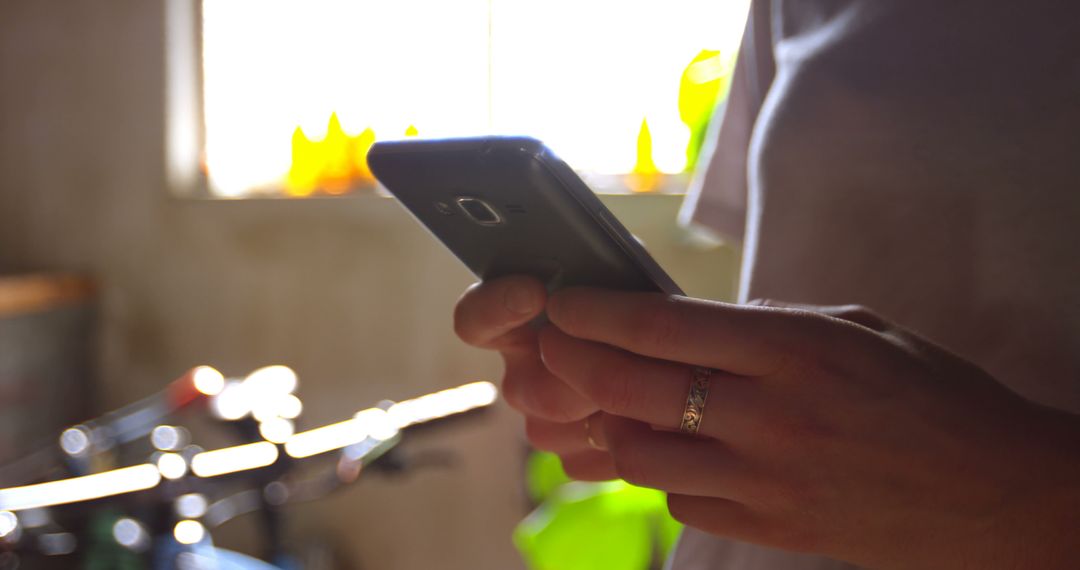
<box><xmin>515</xmin><ymin>452</ymin><xmax>683</xmax><ymax>570</ymax></box>
<box><xmin>525</xmin><ymin>448</ymin><xmax>574</xmax><ymax>503</ymax></box>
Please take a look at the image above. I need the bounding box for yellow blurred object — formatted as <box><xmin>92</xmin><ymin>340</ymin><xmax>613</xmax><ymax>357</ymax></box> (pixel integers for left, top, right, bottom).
<box><xmin>405</xmin><ymin>125</ymin><xmax>419</xmax><ymax>137</ymax></box>
<box><xmin>286</xmin><ymin>127</ymin><xmax>318</xmax><ymax>196</ymax></box>
<box><xmin>625</xmin><ymin>118</ymin><xmax>662</xmax><ymax>193</ymax></box>
<box><xmin>285</xmin><ymin>113</ymin><xmax>377</xmax><ymax>196</ymax></box>
<box><xmin>319</xmin><ymin>113</ymin><xmax>352</xmax><ymax>194</ymax></box>
<box><xmin>678</xmin><ymin>49</ymin><xmax>735</xmax><ymax>172</ymax></box>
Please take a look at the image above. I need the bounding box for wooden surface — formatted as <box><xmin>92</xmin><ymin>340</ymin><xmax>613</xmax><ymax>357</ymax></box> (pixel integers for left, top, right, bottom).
<box><xmin>0</xmin><ymin>274</ymin><xmax>96</xmax><ymax>317</ymax></box>
<box><xmin>0</xmin><ymin>274</ymin><xmax>97</xmax><ymax>464</ymax></box>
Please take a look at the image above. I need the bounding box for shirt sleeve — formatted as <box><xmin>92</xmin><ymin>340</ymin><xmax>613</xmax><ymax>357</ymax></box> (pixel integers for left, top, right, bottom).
<box><xmin>678</xmin><ymin>0</ymin><xmax>775</xmax><ymax>243</ymax></box>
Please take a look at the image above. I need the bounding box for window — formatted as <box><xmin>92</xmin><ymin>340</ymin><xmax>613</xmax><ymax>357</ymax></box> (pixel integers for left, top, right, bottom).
<box><xmin>197</xmin><ymin>0</ymin><xmax>749</xmax><ymax>197</ymax></box>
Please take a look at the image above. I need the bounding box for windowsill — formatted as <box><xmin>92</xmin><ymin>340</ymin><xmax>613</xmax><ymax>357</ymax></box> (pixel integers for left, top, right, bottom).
<box><xmin>175</xmin><ymin>172</ymin><xmax>691</xmax><ymax>201</ymax></box>
<box><xmin>581</xmin><ymin>172</ymin><xmax>690</xmax><ymax>196</ymax></box>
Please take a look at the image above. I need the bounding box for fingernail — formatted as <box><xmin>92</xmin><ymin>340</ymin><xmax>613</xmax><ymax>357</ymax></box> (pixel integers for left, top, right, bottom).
<box><xmin>504</xmin><ymin>284</ymin><xmax>540</xmax><ymax>315</ymax></box>
<box><xmin>585</xmin><ymin>414</ymin><xmax>607</xmax><ymax>450</ymax></box>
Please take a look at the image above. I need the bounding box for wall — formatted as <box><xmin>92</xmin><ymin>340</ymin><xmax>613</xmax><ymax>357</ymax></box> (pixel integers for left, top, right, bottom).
<box><xmin>0</xmin><ymin>1</ymin><xmax>738</xmax><ymax>568</ymax></box>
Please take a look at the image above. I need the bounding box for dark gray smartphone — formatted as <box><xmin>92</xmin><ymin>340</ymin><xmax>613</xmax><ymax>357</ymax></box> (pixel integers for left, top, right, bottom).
<box><xmin>368</xmin><ymin>136</ymin><xmax>682</xmax><ymax>295</ymax></box>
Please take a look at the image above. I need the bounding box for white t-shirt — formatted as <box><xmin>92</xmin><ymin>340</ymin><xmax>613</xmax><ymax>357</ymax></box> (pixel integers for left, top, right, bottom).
<box><xmin>674</xmin><ymin>0</ymin><xmax>1080</xmax><ymax>567</ymax></box>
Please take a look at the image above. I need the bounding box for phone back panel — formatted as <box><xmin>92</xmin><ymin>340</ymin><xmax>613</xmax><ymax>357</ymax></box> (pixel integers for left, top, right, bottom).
<box><xmin>368</xmin><ymin>136</ymin><xmax>682</xmax><ymax>295</ymax></box>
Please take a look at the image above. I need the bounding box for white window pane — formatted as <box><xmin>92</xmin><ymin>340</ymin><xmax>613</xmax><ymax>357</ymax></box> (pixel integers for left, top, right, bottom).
<box><xmin>490</xmin><ymin>0</ymin><xmax>749</xmax><ymax>174</ymax></box>
<box><xmin>203</xmin><ymin>0</ymin><xmax>489</xmax><ymax>196</ymax></box>
<box><xmin>201</xmin><ymin>0</ymin><xmax>748</xmax><ymax>196</ymax></box>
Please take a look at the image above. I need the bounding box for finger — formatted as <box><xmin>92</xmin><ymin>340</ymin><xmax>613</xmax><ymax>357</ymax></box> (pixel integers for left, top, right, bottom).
<box><xmin>666</xmin><ymin>494</ymin><xmax>819</xmax><ymax>554</ymax></box>
<box><xmin>539</xmin><ymin>326</ymin><xmax>758</xmax><ymax>436</ymax></box>
<box><xmin>538</xmin><ymin>325</ymin><xmax>683</xmax><ymax>427</ymax></box>
<box><xmin>524</xmin><ymin>415</ymin><xmax>604</xmax><ymax>454</ymax></box>
<box><xmin>547</xmin><ymin>288</ymin><xmax>812</xmax><ymax>376</ymax></box>
<box><xmin>558</xmin><ymin>449</ymin><xmax>618</xmax><ymax>482</ymax></box>
<box><xmin>502</xmin><ymin>351</ymin><xmax>598</xmax><ymax>423</ymax></box>
<box><xmin>748</xmin><ymin>299</ymin><xmax>890</xmax><ymax>333</ymax></box>
<box><xmin>454</xmin><ymin>276</ymin><xmax>547</xmax><ymax>351</ymax></box>
<box><xmin>603</xmin><ymin>416</ymin><xmax>767</xmax><ymax>500</ymax></box>
<box><xmin>666</xmin><ymin>494</ymin><xmax>775</xmax><ymax>545</ymax></box>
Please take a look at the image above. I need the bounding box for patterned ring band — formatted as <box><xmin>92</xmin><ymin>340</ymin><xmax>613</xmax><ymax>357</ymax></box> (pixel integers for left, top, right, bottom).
<box><xmin>679</xmin><ymin>367</ymin><xmax>714</xmax><ymax>435</ymax></box>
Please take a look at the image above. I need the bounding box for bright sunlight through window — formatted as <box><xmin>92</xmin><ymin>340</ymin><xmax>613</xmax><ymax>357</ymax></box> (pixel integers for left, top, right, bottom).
<box><xmin>201</xmin><ymin>0</ymin><xmax>749</xmax><ymax>197</ymax></box>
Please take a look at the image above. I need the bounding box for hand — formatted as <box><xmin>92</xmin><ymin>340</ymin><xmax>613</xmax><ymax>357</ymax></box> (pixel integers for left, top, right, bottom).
<box><xmin>539</xmin><ymin>289</ymin><xmax>1080</xmax><ymax>569</ymax></box>
<box><xmin>453</xmin><ymin>276</ymin><xmax>616</xmax><ymax>481</ymax></box>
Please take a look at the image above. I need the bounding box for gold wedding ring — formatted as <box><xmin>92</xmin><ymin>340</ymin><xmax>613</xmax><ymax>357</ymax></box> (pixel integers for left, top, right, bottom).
<box><xmin>679</xmin><ymin>367</ymin><xmax>713</xmax><ymax>435</ymax></box>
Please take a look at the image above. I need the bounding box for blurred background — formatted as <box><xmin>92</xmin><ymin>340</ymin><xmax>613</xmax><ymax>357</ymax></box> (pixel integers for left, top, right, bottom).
<box><xmin>0</xmin><ymin>1</ymin><xmax>746</xmax><ymax>568</ymax></box>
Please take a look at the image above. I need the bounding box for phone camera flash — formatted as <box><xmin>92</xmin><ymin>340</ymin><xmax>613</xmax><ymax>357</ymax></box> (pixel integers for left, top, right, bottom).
<box><xmin>456</xmin><ymin>197</ymin><xmax>503</xmax><ymax>226</ymax></box>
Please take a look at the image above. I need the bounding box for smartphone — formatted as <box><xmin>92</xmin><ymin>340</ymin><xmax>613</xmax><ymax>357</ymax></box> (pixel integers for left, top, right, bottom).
<box><xmin>368</xmin><ymin>136</ymin><xmax>682</xmax><ymax>295</ymax></box>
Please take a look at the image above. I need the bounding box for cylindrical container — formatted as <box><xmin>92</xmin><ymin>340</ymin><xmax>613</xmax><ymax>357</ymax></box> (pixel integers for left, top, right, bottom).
<box><xmin>0</xmin><ymin>274</ymin><xmax>96</xmax><ymax>465</ymax></box>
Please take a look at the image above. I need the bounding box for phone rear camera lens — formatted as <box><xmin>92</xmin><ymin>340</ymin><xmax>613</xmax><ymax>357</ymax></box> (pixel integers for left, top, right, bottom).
<box><xmin>456</xmin><ymin>197</ymin><xmax>502</xmax><ymax>225</ymax></box>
